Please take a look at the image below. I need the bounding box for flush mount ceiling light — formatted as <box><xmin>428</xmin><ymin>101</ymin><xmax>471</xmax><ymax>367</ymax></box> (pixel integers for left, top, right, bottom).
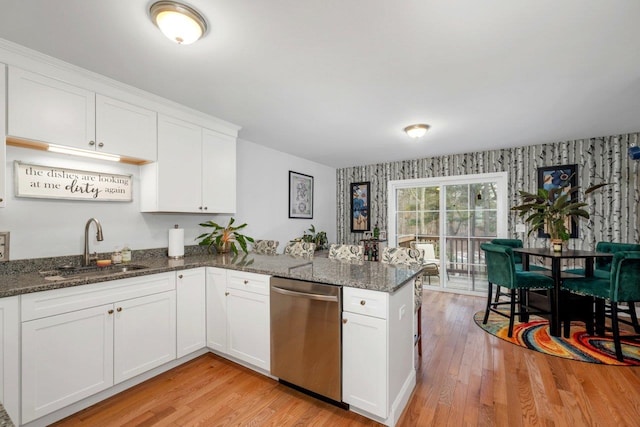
<box><xmin>150</xmin><ymin>1</ymin><xmax>208</xmax><ymax>45</ymax></box>
<box><xmin>404</xmin><ymin>124</ymin><xmax>430</xmax><ymax>139</ymax></box>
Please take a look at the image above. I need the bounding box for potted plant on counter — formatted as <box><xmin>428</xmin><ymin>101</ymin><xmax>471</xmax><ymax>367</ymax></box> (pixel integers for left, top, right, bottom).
<box><xmin>511</xmin><ymin>179</ymin><xmax>606</xmax><ymax>251</ymax></box>
<box><xmin>298</xmin><ymin>224</ymin><xmax>328</xmax><ymax>251</ymax></box>
<box><xmin>196</xmin><ymin>217</ymin><xmax>254</xmax><ymax>255</ymax></box>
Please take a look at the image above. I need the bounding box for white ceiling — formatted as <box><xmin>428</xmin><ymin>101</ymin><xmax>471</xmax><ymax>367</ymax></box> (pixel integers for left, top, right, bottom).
<box><xmin>0</xmin><ymin>1</ymin><xmax>638</xmax><ymax>168</ymax></box>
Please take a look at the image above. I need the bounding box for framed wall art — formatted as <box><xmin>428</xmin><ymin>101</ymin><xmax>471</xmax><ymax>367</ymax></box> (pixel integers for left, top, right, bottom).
<box><xmin>14</xmin><ymin>161</ymin><xmax>132</xmax><ymax>202</ymax></box>
<box><xmin>289</xmin><ymin>171</ymin><xmax>313</xmax><ymax>219</ymax></box>
<box><xmin>350</xmin><ymin>181</ymin><xmax>370</xmax><ymax>232</ymax></box>
<box><xmin>537</xmin><ymin>164</ymin><xmax>579</xmax><ymax>238</ymax></box>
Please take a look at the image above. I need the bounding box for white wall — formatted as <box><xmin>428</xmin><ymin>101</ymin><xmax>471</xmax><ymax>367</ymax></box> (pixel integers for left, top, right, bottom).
<box><xmin>232</xmin><ymin>139</ymin><xmax>336</xmax><ymax>248</ymax></box>
<box><xmin>0</xmin><ymin>141</ymin><xmax>336</xmax><ymax>260</ymax></box>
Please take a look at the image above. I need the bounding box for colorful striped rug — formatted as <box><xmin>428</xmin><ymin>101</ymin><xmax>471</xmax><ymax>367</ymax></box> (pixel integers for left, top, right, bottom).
<box><xmin>474</xmin><ymin>311</ymin><xmax>640</xmax><ymax>366</ymax></box>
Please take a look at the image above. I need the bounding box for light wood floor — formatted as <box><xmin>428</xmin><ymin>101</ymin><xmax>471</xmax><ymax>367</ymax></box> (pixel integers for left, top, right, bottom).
<box><xmin>53</xmin><ymin>291</ymin><xmax>640</xmax><ymax>426</ymax></box>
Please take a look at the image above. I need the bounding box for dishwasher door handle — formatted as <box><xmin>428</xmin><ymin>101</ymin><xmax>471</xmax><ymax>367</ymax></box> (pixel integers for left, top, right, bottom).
<box><xmin>271</xmin><ymin>285</ymin><xmax>339</xmax><ymax>302</ymax></box>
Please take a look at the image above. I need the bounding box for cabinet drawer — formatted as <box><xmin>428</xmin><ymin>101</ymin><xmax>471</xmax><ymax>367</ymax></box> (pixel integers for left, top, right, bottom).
<box><xmin>21</xmin><ymin>272</ymin><xmax>176</xmax><ymax>321</ymax></box>
<box><xmin>227</xmin><ymin>270</ymin><xmax>270</xmax><ymax>295</ymax></box>
<box><xmin>343</xmin><ymin>287</ymin><xmax>388</xmax><ymax>319</ymax></box>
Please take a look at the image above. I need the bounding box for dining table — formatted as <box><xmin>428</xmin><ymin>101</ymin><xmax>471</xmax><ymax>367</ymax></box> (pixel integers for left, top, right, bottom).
<box><xmin>513</xmin><ymin>247</ymin><xmax>614</xmax><ymax>337</ymax></box>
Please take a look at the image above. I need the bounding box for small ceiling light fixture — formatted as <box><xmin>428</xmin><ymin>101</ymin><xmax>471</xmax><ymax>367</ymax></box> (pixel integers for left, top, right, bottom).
<box><xmin>404</xmin><ymin>124</ymin><xmax>430</xmax><ymax>139</ymax></box>
<box><xmin>150</xmin><ymin>1</ymin><xmax>208</xmax><ymax>45</ymax></box>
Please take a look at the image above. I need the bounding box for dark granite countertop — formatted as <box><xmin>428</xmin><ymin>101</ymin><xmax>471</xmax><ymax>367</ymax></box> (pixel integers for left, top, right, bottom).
<box><xmin>0</xmin><ymin>251</ymin><xmax>421</xmax><ymax>298</ymax></box>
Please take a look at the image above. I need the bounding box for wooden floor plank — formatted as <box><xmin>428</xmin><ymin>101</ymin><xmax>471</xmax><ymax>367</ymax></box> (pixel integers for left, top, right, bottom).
<box><xmin>53</xmin><ymin>290</ymin><xmax>640</xmax><ymax>426</ymax></box>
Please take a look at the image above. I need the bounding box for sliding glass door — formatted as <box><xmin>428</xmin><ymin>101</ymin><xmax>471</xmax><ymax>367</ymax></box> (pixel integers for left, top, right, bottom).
<box><xmin>388</xmin><ymin>173</ymin><xmax>508</xmax><ymax>294</ymax></box>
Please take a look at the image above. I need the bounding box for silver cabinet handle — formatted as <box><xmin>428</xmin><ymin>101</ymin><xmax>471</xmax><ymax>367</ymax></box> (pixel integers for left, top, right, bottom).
<box><xmin>342</xmin><ymin>318</ymin><xmax>348</xmax><ymax>324</ymax></box>
<box><xmin>108</xmin><ymin>309</ymin><xmax>114</xmax><ymax>315</ymax></box>
<box><xmin>225</xmin><ymin>291</ymin><xmax>229</xmax><ymax>296</ymax></box>
<box><xmin>89</xmin><ymin>141</ymin><xmax>95</xmax><ymax>146</ymax></box>
<box><xmin>360</xmin><ymin>300</ymin><xmax>366</xmax><ymax>306</ymax></box>
<box><xmin>178</xmin><ymin>274</ymin><xmax>183</xmax><ymax>279</ymax></box>
<box><xmin>116</xmin><ymin>307</ymin><xmax>123</xmax><ymax>312</ymax></box>
<box><xmin>244</xmin><ymin>280</ymin><xmax>249</xmax><ymax>285</ymax></box>
<box><xmin>98</xmin><ymin>142</ymin><xmax>104</xmax><ymax>148</ymax></box>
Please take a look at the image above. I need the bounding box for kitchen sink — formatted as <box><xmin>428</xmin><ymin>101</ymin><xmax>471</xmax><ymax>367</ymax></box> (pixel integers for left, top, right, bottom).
<box><xmin>40</xmin><ymin>264</ymin><xmax>150</xmax><ymax>279</ymax></box>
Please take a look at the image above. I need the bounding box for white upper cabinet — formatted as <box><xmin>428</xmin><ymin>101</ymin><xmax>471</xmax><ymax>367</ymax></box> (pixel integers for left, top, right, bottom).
<box><xmin>95</xmin><ymin>94</ymin><xmax>157</xmax><ymax>161</ymax></box>
<box><xmin>0</xmin><ymin>64</ymin><xmax>6</xmax><ymax>208</ymax></box>
<box><xmin>202</xmin><ymin>128</ymin><xmax>236</xmax><ymax>213</ymax></box>
<box><xmin>7</xmin><ymin>67</ymin><xmax>157</xmax><ymax>161</ymax></box>
<box><xmin>8</xmin><ymin>67</ymin><xmax>95</xmax><ymax>149</ymax></box>
<box><xmin>141</xmin><ymin>114</ymin><xmax>236</xmax><ymax>213</ymax></box>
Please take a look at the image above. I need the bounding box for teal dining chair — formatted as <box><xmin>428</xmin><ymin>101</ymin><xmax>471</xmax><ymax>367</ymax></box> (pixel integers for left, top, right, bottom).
<box><xmin>481</xmin><ymin>243</ymin><xmax>555</xmax><ymax>337</ymax></box>
<box><xmin>489</xmin><ymin>239</ymin><xmax>548</xmax><ymax>303</ymax></box>
<box><xmin>562</xmin><ymin>251</ymin><xmax>640</xmax><ymax>362</ymax></box>
<box><xmin>565</xmin><ymin>241</ymin><xmax>640</xmax><ymax>279</ymax></box>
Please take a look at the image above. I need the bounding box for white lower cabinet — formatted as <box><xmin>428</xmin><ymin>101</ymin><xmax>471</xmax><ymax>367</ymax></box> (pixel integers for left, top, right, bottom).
<box><xmin>176</xmin><ymin>268</ymin><xmax>206</xmax><ymax>358</ymax></box>
<box><xmin>113</xmin><ymin>291</ymin><xmax>176</xmax><ymax>384</ymax></box>
<box><xmin>20</xmin><ymin>272</ymin><xmax>177</xmax><ymax>424</ymax></box>
<box><xmin>22</xmin><ymin>304</ymin><xmax>114</xmax><ymax>423</ymax></box>
<box><xmin>226</xmin><ymin>287</ymin><xmax>270</xmax><ymax>370</ymax></box>
<box><xmin>342</xmin><ymin>310</ymin><xmax>387</xmax><ymax>417</ymax></box>
<box><xmin>206</xmin><ymin>267</ymin><xmax>227</xmax><ymax>353</ymax></box>
<box><xmin>206</xmin><ymin>267</ymin><xmax>270</xmax><ymax>371</ymax></box>
<box><xmin>0</xmin><ymin>296</ymin><xmax>20</xmax><ymax>424</ymax></box>
<box><xmin>342</xmin><ymin>284</ymin><xmax>414</xmax><ymax>426</ymax></box>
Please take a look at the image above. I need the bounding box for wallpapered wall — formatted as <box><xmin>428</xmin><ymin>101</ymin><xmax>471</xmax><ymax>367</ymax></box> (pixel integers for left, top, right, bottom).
<box><xmin>336</xmin><ymin>133</ymin><xmax>640</xmax><ymax>249</ymax></box>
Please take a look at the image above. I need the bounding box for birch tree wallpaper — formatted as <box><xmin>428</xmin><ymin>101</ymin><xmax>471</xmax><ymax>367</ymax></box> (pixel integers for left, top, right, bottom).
<box><xmin>336</xmin><ymin>133</ymin><xmax>640</xmax><ymax>250</ymax></box>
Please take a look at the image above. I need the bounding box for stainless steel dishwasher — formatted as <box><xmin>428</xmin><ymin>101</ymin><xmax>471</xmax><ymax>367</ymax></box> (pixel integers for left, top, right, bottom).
<box><xmin>270</xmin><ymin>277</ymin><xmax>342</xmax><ymax>403</ymax></box>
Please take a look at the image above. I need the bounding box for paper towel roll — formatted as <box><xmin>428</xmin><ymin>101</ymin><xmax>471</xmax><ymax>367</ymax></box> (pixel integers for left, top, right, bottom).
<box><xmin>168</xmin><ymin>226</ymin><xmax>184</xmax><ymax>259</ymax></box>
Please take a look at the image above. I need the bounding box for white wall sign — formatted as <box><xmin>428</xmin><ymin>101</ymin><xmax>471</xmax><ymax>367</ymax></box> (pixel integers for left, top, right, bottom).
<box><xmin>14</xmin><ymin>161</ymin><xmax>133</xmax><ymax>202</ymax></box>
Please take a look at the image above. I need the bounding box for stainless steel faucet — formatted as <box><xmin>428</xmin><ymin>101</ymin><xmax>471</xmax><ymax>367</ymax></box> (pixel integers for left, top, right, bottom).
<box><xmin>83</xmin><ymin>218</ymin><xmax>104</xmax><ymax>266</ymax></box>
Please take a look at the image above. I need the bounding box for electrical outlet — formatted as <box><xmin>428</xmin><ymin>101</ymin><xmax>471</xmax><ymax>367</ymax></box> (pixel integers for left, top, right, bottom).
<box><xmin>399</xmin><ymin>304</ymin><xmax>406</xmax><ymax>320</ymax></box>
<box><xmin>0</xmin><ymin>232</ymin><xmax>9</xmax><ymax>262</ymax></box>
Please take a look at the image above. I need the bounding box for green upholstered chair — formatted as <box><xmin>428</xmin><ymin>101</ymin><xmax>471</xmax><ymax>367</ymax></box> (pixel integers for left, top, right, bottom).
<box><xmin>563</xmin><ymin>251</ymin><xmax>640</xmax><ymax>361</ymax></box>
<box><xmin>489</xmin><ymin>239</ymin><xmax>548</xmax><ymax>303</ymax></box>
<box><xmin>481</xmin><ymin>243</ymin><xmax>555</xmax><ymax>337</ymax></box>
<box><xmin>565</xmin><ymin>242</ymin><xmax>640</xmax><ymax>279</ymax></box>
<box><xmin>490</xmin><ymin>238</ymin><xmax>547</xmax><ymax>271</ymax></box>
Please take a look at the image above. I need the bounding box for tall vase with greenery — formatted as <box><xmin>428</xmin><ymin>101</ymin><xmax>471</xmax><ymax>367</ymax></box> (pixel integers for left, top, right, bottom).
<box><xmin>511</xmin><ymin>181</ymin><xmax>606</xmax><ymax>250</ymax></box>
<box><xmin>196</xmin><ymin>217</ymin><xmax>254</xmax><ymax>255</ymax></box>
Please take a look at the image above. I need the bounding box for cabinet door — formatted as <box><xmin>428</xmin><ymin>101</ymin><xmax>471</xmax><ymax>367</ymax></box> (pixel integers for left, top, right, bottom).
<box><xmin>21</xmin><ymin>304</ymin><xmax>114</xmax><ymax>424</ymax></box>
<box><xmin>202</xmin><ymin>128</ymin><xmax>236</xmax><ymax>213</ymax></box>
<box><xmin>226</xmin><ymin>288</ymin><xmax>270</xmax><ymax>371</ymax></box>
<box><xmin>0</xmin><ymin>64</ymin><xmax>5</xmax><ymax>208</ymax></box>
<box><xmin>95</xmin><ymin>94</ymin><xmax>157</xmax><ymax>161</ymax></box>
<box><xmin>177</xmin><ymin>268</ymin><xmax>206</xmax><ymax>358</ymax></box>
<box><xmin>114</xmin><ymin>291</ymin><xmax>176</xmax><ymax>384</ymax></box>
<box><xmin>156</xmin><ymin>115</ymin><xmax>202</xmax><ymax>212</ymax></box>
<box><xmin>8</xmin><ymin>67</ymin><xmax>95</xmax><ymax>150</ymax></box>
<box><xmin>0</xmin><ymin>297</ymin><xmax>19</xmax><ymax>423</ymax></box>
<box><xmin>342</xmin><ymin>311</ymin><xmax>388</xmax><ymax>418</ymax></box>
<box><xmin>206</xmin><ymin>267</ymin><xmax>227</xmax><ymax>353</ymax></box>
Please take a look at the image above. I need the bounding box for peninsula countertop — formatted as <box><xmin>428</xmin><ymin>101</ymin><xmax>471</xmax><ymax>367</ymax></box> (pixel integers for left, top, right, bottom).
<box><xmin>0</xmin><ymin>252</ymin><xmax>422</xmax><ymax>298</ymax></box>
